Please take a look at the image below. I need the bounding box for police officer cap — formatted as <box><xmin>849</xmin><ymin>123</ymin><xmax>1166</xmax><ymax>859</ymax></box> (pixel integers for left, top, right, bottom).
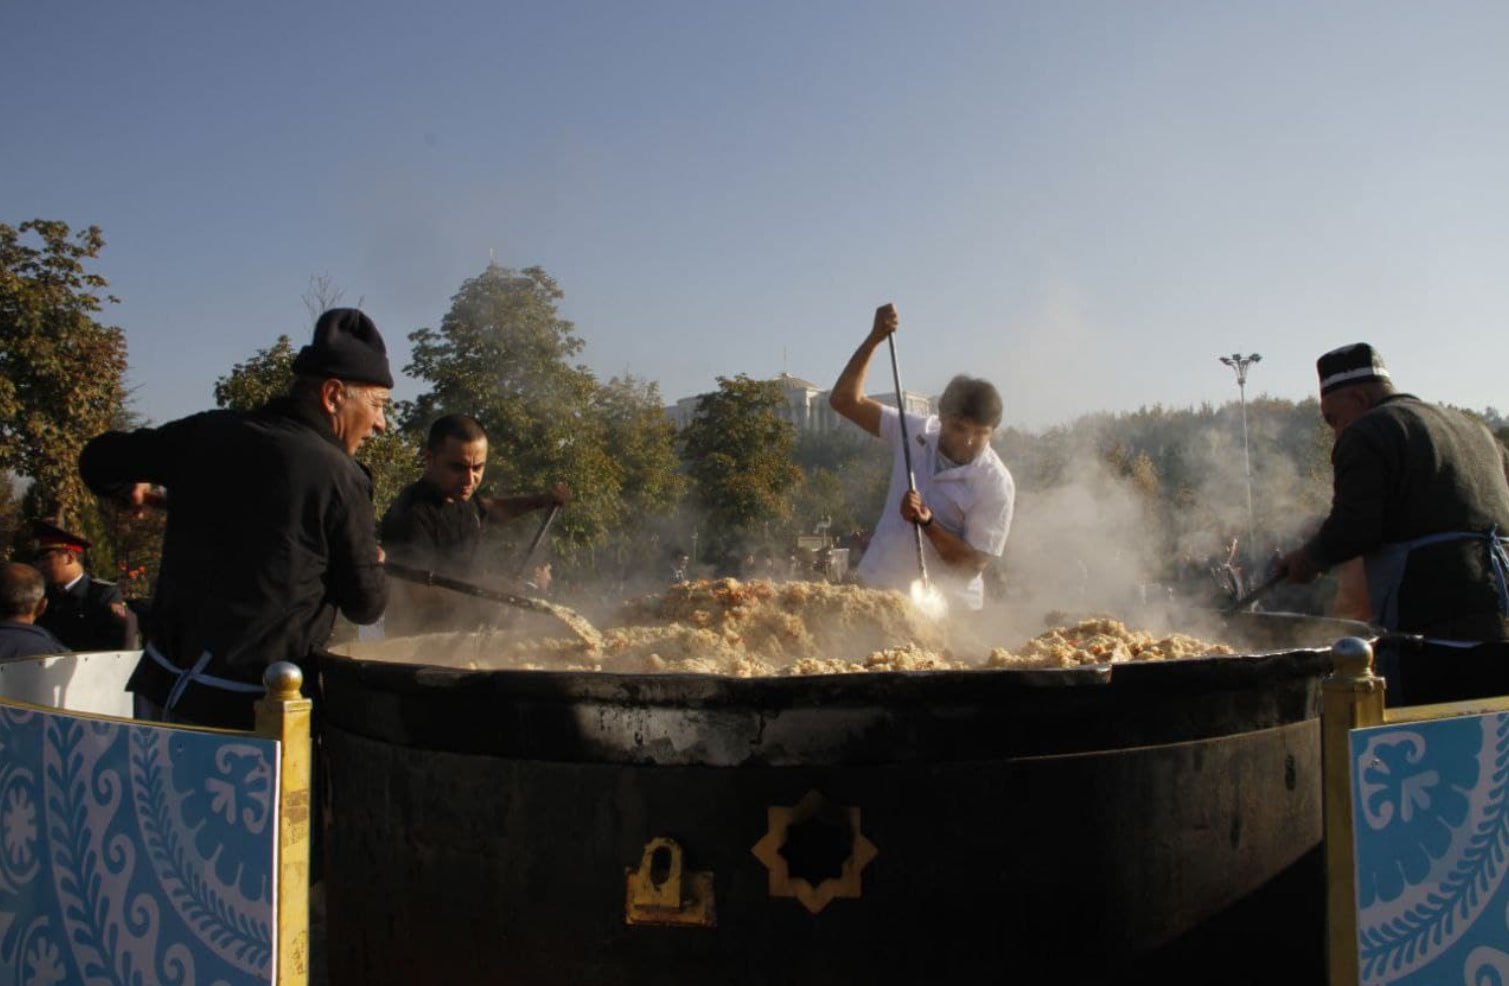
<box><xmin>291</xmin><ymin>308</ymin><xmax>395</xmax><ymax>389</ymax></box>
<box><xmin>1317</xmin><ymin>343</ymin><xmax>1391</xmax><ymax>396</ymax></box>
<box><xmin>30</xmin><ymin>520</ymin><xmax>90</xmax><ymax>556</ymax></box>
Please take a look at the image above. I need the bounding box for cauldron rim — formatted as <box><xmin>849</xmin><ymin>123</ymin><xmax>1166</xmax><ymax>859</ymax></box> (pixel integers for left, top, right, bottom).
<box><xmin>318</xmin><ymin>644</ymin><xmax>1337</xmax><ymax>706</ymax></box>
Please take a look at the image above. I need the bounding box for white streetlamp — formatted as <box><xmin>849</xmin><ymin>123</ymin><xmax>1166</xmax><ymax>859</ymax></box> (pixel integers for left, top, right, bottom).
<box><xmin>1219</xmin><ymin>353</ymin><xmax>1262</xmax><ymax>558</ymax></box>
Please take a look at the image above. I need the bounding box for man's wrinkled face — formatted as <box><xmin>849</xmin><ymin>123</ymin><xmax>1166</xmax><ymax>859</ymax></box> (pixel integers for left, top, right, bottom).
<box><xmin>938</xmin><ymin>415</ymin><xmax>995</xmax><ymax>465</ymax></box>
<box><xmin>331</xmin><ymin>383</ymin><xmax>390</xmax><ymax>455</ymax></box>
<box><xmin>1320</xmin><ymin>388</ymin><xmax>1370</xmax><ymax>440</ymax></box>
<box><xmin>424</xmin><ymin>437</ymin><xmax>488</xmax><ymax>502</ymax></box>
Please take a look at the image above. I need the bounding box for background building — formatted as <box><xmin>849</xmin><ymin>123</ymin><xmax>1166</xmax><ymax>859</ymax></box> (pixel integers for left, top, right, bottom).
<box><xmin>666</xmin><ymin>373</ymin><xmax>936</xmax><ymax>432</ymax></box>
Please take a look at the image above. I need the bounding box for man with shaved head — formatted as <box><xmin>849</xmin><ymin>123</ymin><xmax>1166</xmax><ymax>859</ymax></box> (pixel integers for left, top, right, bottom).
<box><xmin>380</xmin><ymin>413</ymin><xmax>569</xmax><ymax>634</ymax></box>
<box><xmin>0</xmin><ymin>563</ymin><xmax>68</xmax><ymax>662</ymax></box>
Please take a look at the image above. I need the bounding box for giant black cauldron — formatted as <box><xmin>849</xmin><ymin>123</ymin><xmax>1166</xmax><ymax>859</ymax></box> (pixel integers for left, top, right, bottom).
<box><xmin>318</xmin><ymin>617</ymin><xmax>1352</xmax><ymax>986</ymax></box>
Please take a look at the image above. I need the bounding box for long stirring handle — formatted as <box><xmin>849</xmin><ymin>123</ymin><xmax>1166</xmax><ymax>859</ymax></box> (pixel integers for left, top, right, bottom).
<box><xmin>886</xmin><ymin>333</ymin><xmax>929</xmax><ymax>584</ymax></box>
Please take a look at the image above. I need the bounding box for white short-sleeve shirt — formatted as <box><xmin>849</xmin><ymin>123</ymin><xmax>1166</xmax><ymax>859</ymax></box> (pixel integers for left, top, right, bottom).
<box><xmin>856</xmin><ymin>407</ymin><xmax>1015</xmax><ymax>609</ymax></box>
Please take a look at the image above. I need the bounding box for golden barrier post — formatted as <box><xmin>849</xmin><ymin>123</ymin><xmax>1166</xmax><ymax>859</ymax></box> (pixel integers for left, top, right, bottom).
<box><xmin>1322</xmin><ymin>637</ymin><xmax>1385</xmax><ymax>986</ymax></box>
<box><xmin>256</xmin><ymin>661</ymin><xmax>313</xmax><ymax>986</ymax></box>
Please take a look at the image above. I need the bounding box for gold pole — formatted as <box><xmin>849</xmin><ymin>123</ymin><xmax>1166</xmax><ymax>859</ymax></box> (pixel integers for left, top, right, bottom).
<box><xmin>256</xmin><ymin>661</ymin><xmax>313</xmax><ymax>986</ymax></box>
<box><xmin>1322</xmin><ymin>637</ymin><xmax>1385</xmax><ymax>986</ymax></box>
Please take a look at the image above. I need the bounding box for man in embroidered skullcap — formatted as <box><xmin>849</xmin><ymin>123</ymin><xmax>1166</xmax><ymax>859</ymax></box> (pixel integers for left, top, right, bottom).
<box><xmin>79</xmin><ymin>308</ymin><xmax>391</xmax><ymax>728</ymax></box>
<box><xmin>29</xmin><ymin>519</ymin><xmax>136</xmax><ymax>652</ymax></box>
<box><xmin>1278</xmin><ymin>343</ymin><xmax>1509</xmax><ymax>641</ymax></box>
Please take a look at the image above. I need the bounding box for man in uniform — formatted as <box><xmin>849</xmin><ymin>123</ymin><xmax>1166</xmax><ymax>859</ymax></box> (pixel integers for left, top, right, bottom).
<box><xmin>79</xmin><ymin>308</ymin><xmax>391</xmax><ymax>728</ymax></box>
<box><xmin>1279</xmin><ymin>343</ymin><xmax>1509</xmax><ymax>640</ymax></box>
<box><xmin>380</xmin><ymin>413</ymin><xmax>569</xmax><ymax>634</ymax></box>
<box><xmin>0</xmin><ymin>562</ymin><xmax>68</xmax><ymax>662</ymax></box>
<box><xmin>30</xmin><ymin>520</ymin><xmax>137</xmax><ymax>652</ymax></box>
<box><xmin>828</xmin><ymin>303</ymin><xmax>1015</xmax><ymax>611</ymax></box>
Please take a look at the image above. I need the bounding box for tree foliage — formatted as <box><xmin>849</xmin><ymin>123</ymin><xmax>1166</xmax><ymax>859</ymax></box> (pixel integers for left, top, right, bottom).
<box><xmin>790</xmin><ymin>425</ymin><xmax>888</xmax><ymax>538</ymax></box>
<box><xmin>0</xmin><ymin>473</ymin><xmax>23</xmax><ymax>560</ymax></box>
<box><xmin>0</xmin><ymin>220</ymin><xmax>128</xmax><ymax>525</ymax></box>
<box><xmin>680</xmin><ymin>374</ymin><xmax>802</xmax><ymax>556</ymax></box>
<box><xmin>594</xmin><ymin>374</ymin><xmax>685</xmax><ymax>518</ymax></box>
<box><xmin>214</xmin><ymin>334</ymin><xmax>298</xmax><ymax>411</ymax></box>
<box><xmin>404</xmin><ymin>264</ymin><xmax>684</xmax><ymax>557</ymax></box>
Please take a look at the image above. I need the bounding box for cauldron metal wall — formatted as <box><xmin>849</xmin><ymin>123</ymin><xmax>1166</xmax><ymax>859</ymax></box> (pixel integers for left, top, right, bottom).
<box><xmin>318</xmin><ymin>640</ymin><xmax>1333</xmax><ymax>986</ymax></box>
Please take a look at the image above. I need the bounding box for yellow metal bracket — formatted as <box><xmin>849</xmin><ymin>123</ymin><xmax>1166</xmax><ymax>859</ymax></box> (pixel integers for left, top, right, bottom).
<box><xmin>750</xmin><ymin>789</ymin><xmax>878</xmax><ymax>914</ymax></box>
<box><xmin>625</xmin><ymin>837</ymin><xmax>716</xmax><ymax>927</ymax></box>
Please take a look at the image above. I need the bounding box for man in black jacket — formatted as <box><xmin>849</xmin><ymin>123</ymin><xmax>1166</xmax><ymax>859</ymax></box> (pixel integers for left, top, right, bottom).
<box><xmin>1280</xmin><ymin>343</ymin><xmax>1509</xmax><ymax>640</ymax></box>
<box><xmin>379</xmin><ymin>413</ymin><xmax>568</xmax><ymax>635</ymax></box>
<box><xmin>79</xmin><ymin>308</ymin><xmax>391</xmax><ymax>728</ymax></box>
<box><xmin>30</xmin><ymin>520</ymin><xmax>137</xmax><ymax>652</ymax></box>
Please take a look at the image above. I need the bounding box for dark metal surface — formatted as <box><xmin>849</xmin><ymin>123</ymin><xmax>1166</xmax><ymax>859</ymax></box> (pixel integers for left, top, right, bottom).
<box><xmin>323</xmin><ymin>717</ymin><xmax>1324</xmax><ymax>986</ymax></box>
<box><xmin>1213</xmin><ymin>610</ymin><xmax>1377</xmax><ymax>652</ymax></box>
<box><xmin>319</xmin><ymin>645</ymin><xmax>1331</xmax><ymax>766</ymax></box>
<box><xmin>318</xmin><ymin>639</ymin><xmax>1336</xmax><ymax>985</ymax></box>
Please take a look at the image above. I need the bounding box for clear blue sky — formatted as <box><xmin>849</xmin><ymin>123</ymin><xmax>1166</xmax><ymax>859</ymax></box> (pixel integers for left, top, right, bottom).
<box><xmin>5</xmin><ymin>1</ymin><xmax>1507</xmax><ymax>430</ymax></box>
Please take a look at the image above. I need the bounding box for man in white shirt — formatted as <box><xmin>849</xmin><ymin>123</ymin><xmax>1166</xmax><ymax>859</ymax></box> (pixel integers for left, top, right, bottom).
<box><xmin>829</xmin><ymin>304</ymin><xmax>1015</xmax><ymax>610</ymax></box>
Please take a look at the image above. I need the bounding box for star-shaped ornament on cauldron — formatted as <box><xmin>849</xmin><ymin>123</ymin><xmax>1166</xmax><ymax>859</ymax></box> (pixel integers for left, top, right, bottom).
<box><xmin>750</xmin><ymin>789</ymin><xmax>878</xmax><ymax>914</ymax></box>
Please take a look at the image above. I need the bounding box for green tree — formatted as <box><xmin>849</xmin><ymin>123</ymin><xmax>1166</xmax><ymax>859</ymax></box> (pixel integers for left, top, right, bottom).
<box><xmin>214</xmin><ymin>335</ymin><xmax>297</xmax><ymax>410</ymax></box>
<box><xmin>790</xmin><ymin>426</ymin><xmax>888</xmax><ymax>539</ymax></box>
<box><xmin>406</xmin><ymin>264</ymin><xmax>634</xmax><ymax>555</ymax></box>
<box><xmin>0</xmin><ymin>472</ymin><xmax>24</xmax><ymax>560</ymax></box>
<box><xmin>680</xmin><ymin>374</ymin><xmax>802</xmax><ymax>558</ymax></box>
<box><xmin>595</xmin><ymin>374</ymin><xmax>685</xmax><ymax>517</ymax></box>
<box><xmin>0</xmin><ymin>220</ymin><xmax>128</xmax><ymax>525</ymax></box>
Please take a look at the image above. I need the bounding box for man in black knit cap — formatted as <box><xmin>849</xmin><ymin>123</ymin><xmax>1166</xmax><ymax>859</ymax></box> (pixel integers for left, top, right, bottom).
<box><xmin>1279</xmin><ymin>343</ymin><xmax>1509</xmax><ymax>641</ymax></box>
<box><xmin>80</xmin><ymin>308</ymin><xmax>391</xmax><ymax>728</ymax></box>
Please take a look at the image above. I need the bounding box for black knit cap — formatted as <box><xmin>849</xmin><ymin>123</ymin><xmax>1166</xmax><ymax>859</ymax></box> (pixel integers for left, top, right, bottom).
<box><xmin>291</xmin><ymin>308</ymin><xmax>394</xmax><ymax>388</ymax></box>
<box><xmin>1317</xmin><ymin>342</ymin><xmax>1390</xmax><ymax>396</ymax></box>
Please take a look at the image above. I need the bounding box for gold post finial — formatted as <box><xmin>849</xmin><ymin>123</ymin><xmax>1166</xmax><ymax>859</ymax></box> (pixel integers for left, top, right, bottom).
<box><xmin>262</xmin><ymin>661</ymin><xmax>304</xmax><ymax>702</ymax></box>
<box><xmin>1330</xmin><ymin>636</ymin><xmax>1375</xmax><ymax>681</ymax></box>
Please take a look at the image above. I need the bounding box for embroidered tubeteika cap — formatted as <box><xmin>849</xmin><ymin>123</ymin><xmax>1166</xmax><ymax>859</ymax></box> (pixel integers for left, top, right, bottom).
<box><xmin>1317</xmin><ymin>343</ymin><xmax>1390</xmax><ymax>396</ymax></box>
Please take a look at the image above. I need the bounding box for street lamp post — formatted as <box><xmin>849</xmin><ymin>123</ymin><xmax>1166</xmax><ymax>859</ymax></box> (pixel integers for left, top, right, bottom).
<box><xmin>1219</xmin><ymin>353</ymin><xmax>1262</xmax><ymax>560</ymax></box>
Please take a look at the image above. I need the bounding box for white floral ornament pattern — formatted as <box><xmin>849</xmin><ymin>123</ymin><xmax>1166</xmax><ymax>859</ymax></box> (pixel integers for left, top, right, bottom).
<box><xmin>1351</xmin><ymin>712</ymin><xmax>1509</xmax><ymax>985</ymax></box>
<box><xmin>0</xmin><ymin>704</ymin><xmax>279</xmax><ymax>986</ymax></box>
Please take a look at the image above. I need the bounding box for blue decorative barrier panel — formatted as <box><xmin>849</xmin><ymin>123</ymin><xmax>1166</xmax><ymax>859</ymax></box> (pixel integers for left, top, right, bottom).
<box><xmin>1351</xmin><ymin>712</ymin><xmax>1509</xmax><ymax>985</ymax></box>
<box><xmin>0</xmin><ymin>704</ymin><xmax>279</xmax><ymax>986</ymax></box>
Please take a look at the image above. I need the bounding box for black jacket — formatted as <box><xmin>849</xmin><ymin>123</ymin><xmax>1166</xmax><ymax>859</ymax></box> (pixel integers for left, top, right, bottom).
<box><xmin>38</xmin><ymin>573</ymin><xmax>136</xmax><ymax>652</ymax></box>
<box><xmin>379</xmin><ymin>478</ymin><xmax>489</xmax><ymax>634</ymax></box>
<box><xmin>1306</xmin><ymin>394</ymin><xmax>1509</xmax><ymax>639</ymax></box>
<box><xmin>80</xmin><ymin>397</ymin><xmax>387</xmax><ymax>725</ymax></box>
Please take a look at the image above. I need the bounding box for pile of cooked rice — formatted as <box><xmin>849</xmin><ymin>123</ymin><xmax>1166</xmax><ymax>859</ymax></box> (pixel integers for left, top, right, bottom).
<box><xmin>355</xmin><ymin>579</ymin><xmax>1235</xmax><ymax>675</ymax></box>
<box><xmin>985</xmin><ymin>617</ymin><xmax>1235</xmax><ymax>670</ymax></box>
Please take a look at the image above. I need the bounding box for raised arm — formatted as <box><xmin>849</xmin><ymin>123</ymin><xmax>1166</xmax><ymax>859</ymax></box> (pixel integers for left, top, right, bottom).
<box><xmin>828</xmin><ymin>304</ymin><xmax>898</xmax><ymax>438</ymax></box>
<box><xmin>480</xmin><ymin>481</ymin><xmax>571</xmax><ymax>524</ymax></box>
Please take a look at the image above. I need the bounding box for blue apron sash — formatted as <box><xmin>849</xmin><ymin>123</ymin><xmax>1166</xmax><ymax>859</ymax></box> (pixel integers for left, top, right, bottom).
<box><xmin>144</xmin><ymin>642</ymin><xmax>264</xmax><ymax>712</ymax></box>
<box><xmin>1364</xmin><ymin>526</ymin><xmax>1509</xmax><ymax>631</ymax></box>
